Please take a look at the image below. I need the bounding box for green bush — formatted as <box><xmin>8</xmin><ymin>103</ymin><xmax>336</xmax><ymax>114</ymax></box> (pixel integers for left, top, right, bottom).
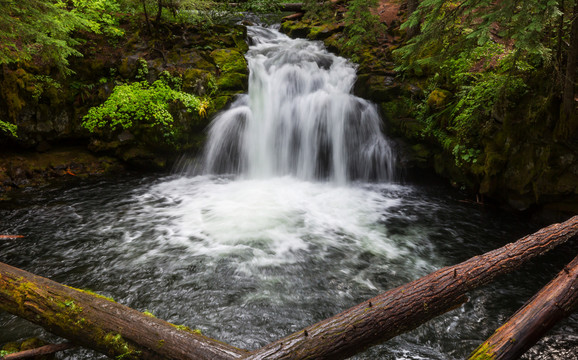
<box><xmin>0</xmin><ymin>120</ymin><xmax>17</xmax><ymax>137</ymax></box>
<box><xmin>82</xmin><ymin>73</ymin><xmax>208</xmax><ymax>143</ymax></box>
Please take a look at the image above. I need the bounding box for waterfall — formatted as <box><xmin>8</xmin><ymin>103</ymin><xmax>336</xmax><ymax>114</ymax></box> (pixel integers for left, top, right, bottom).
<box><xmin>202</xmin><ymin>26</ymin><xmax>395</xmax><ymax>184</ymax></box>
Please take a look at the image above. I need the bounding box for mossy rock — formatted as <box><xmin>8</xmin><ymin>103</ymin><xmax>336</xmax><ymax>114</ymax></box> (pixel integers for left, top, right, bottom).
<box><xmin>354</xmin><ymin>75</ymin><xmax>400</xmax><ymax>103</ymax></box>
<box><xmin>210</xmin><ymin>95</ymin><xmax>234</xmax><ymax>115</ymax></box>
<box><xmin>410</xmin><ymin>143</ymin><xmax>432</xmax><ymax>163</ymax></box>
<box><xmin>216</xmin><ymin>72</ymin><xmax>248</xmax><ymax>92</ymax></box>
<box><xmin>280</xmin><ymin>20</ymin><xmax>312</xmax><ymax>39</ymax></box>
<box><xmin>210</xmin><ymin>49</ymin><xmax>248</xmax><ymax>75</ymax></box>
<box><xmin>182</xmin><ymin>69</ymin><xmax>214</xmax><ymax>96</ymax></box>
<box><xmin>175</xmin><ymin>50</ymin><xmax>216</xmax><ymax>71</ymax></box>
<box><xmin>118</xmin><ymin>56</ymin><xmax>141</xmax><ymax>79</ymax></box>
<box><xmin>427</xmin><ymin>89</ymin><xmax>453</xmax><ymax>109</ymax></box>
<box><xmin>307</xmin><ymin>23</ymin><xmax>344</xmax><ymax>41</ymax></box>
<box><xmin>503</xmin><ymin>145</ymin><xmax>536</xmax><ymax>193</ymax></box>
<box><xmin>119</xmin><ymin>146</ymin><xmax>167</xmax><ymax>170</ymax></box>
<box><xmin>209</xmin><ymin>25</ymin><xmax>248</xmax><ymax>53</ymax></box>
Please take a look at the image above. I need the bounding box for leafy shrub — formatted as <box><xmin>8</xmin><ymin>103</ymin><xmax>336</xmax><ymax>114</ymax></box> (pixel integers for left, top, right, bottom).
<box><xmin>82</xmin><ymin>73</ymin><xmax>208</xmax><ymax>143</ymax></box>
<box><xmin>0</xmin><ymin>120</ymin><xmax>17</xmax><ymax>137</ymax></box>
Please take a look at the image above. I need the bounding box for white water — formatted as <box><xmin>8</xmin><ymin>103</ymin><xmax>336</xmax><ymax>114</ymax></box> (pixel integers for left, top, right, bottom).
<box><xmin>161</xmin><ymin>26</ymin><xmax>419</xmax><ymax>281</ymax></box>
<box><xmin>122</xmin><ymin>176</ymin><xmax>437</xmax><ymax>280</ymax></box>
<box><xmin>200</xmin><ymin>26</ymin><xmax>395</xmax><ymax>183</ymax></box>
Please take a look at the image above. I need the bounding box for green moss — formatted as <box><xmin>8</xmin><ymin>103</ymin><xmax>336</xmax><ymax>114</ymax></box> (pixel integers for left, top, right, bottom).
<box><xmin>20</xmin><ymin>338</ymin><xmax>46</xmax><ymax>351</ymax></box>
<box><xmin>216</xmin><ymin>73</ymin><xmax>248</xmax><ymax>92</ymax></box>
<box><xmin>171</xmin><ymin>324</ymin><xmax>202</xmax><ymax>335</ymax></box>
<box><xmin>468</xmin><ymin>342</ymin><xmax>496</xmax><ymax>360</ymax></box>
<box><xmin>143</xmin><ymin>310</ymin><xmax>156</xmax><ymax>318</ymax></box>
<box><xmin>75</xmin><ymin>288</ymin><xmax>116</xmax><ymax>302</ymax></box>
<box><xmin>101</xmin><ymin>333</ymin><xmax>141</xmax><ymax>360</ymax></box>
<box><xmin>1</xmin><ymin>342</ymin><xmax>20</xmax><ymax>356</ymax></box>
<box><xmin>210</xmin><ymin>49</ymin><xmax>248</xmax><ymax>74</ymax></box>
<box><xmin>182</xmin><ymin>69</ymin><xmax>214</xmax><ymax>96</ymax></box>
<box><xmin>427</xmin><ymin>89</ymin><xmax>453</xmax><ymax>109</ymax></box>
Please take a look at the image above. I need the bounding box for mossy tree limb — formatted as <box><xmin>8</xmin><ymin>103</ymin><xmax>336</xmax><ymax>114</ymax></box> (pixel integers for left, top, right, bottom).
<box><xmin>241</xmin><ymin>216</ymin><xmax>578</xmax><ymax>360</ymax></box>
<box><xmin>468</xmin><ymin>253</ymin><xmax>578</xmax><ymax>360</ymax></box>
<box><xmin>0</xmin><ymin>262</ymin><xmax>247</xmax><ymax>360</ymax></box>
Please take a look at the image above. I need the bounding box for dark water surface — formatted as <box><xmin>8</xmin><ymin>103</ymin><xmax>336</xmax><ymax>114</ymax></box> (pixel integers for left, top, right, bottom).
<box><xmin>1</xmin><ymin>174</ymin><xmax>576</xmax><ymax>359</ymax></box>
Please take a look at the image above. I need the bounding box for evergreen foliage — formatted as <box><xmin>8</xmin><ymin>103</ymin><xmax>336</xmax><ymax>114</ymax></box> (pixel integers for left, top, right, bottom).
<box><xmin>395</xmin><ymin>0</ymin><xmax>574</xmax><ymax>166</ymax></box>
<box><xmin>303</xmin><ymin>0</ymin><xmax>333</xmax><ymax>21</ymax></box>
<box><xmin>342</xmin><ymin>0</ymin><xmax>384</xmax><ymax>55</ymax></box>
<box><xmin>0</xmin><ymin>0</ymin><xmax>89</xmax><ymax>73</ymax></box>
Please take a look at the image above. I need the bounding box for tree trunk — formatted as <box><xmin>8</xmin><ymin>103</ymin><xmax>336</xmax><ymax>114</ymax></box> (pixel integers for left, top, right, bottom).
<box><xmin>241</xmin><ymin>216</ymin><xmax>578</xmax><ymax>360</ymax></box>
<box><xmin>141</xmin><ymin>0</ymin><xmax>153</xmax><ymax>35</ymax></box>
<box><xmin>557</xmin><ymin>0</ymin><xmax>578</xmax><ymax>139</ymax></box>
<box><xmin>155</xmin><ymin>0</ymin><xmax>164</xmax><ymax>24</ymax></box>
<box><xmin>0</xmin><ymin>262</ymin><xmax>247</xmax><ymax>360</ymax></box>
<box><xmin>468</xmin><ymin>254</ymin><xmax>578</xmax><ymax>360</ymax></box>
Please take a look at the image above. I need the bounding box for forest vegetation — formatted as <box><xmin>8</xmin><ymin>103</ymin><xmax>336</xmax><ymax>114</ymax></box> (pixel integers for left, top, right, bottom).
<box><xmin>0</xmin><ymin>0</ymin><xmax>577</xmax><ymax>210</ymax></box>
<box><xmin>1</xmin><ymin>1</ymin><xmax>578</xmax><ymax>359</ymax></box>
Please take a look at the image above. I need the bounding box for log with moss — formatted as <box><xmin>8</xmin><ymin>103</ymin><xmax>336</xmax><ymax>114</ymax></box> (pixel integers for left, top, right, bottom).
<box><xmin>241</xmin><ymin>215</ymin><xmax>578</xmax><ymax>360</ymax></box>
<box><xmin>468</xmin><ymin>253</ymin><xmax>578</xmax><ymax>360</ymax></box>
<box><xmin>0</xmin><ymin>262</ymin><xmax>247</xmax><ymax>360</ymax></box>
<box><xmin>1</xmin><ymin>216</ymin><xmax>577</xmax><ymax>360</ymax></box>
<box><xmin>229</xmin><ymin>2</ymin><xmax>304</xmax><ymax>12</ymax></box>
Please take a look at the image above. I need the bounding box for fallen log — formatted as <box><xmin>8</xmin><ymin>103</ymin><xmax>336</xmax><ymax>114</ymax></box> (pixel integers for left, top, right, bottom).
<box><xmin>1</xmin><ymin>217</ymin><xmax>577</xmax><ymax>360</ymax></box>
<box><xmin>1</xmin><ymin>342</ymin><xmax>75</xmax><ymax>360</ymax></box>
<box><xmin>0</xmin><ymin>262</ymin><xmax>247</xmax><ymax>360</ymax></box>
<box><xmin>468</xmin><ymin>253</ymin><xmax>578</xmax><ymax>360</ymax></box>
<box><xmin>229</xmin><ymin>3</ymin><xmax>304</xmax><ymax>12</ymax></box>
<box><xmin>241</xmin><ymin>215</ymin><xmax>578</xmax><ymax>360</ymax></box>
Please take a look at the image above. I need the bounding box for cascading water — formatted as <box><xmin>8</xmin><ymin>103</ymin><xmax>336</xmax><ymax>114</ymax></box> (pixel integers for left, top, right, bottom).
<box><xmin>1</xmin><ymin>25</ymin><xmax>576</xmax><ymax>360</ymax></box>
<box><xmin>202</xmin><ymin>26</ymin><xmax>395</xmax><ymax>183</ymax></box>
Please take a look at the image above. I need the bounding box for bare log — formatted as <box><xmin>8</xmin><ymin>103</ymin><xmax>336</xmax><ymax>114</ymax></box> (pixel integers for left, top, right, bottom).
<box><xmin>0</xmin><ymin>262</ymin><xmax>247</xmax><ymax>360</ymax></box>
<box><xmin>2</xmin><ymin>342</ymin><xmax>75</xmax><ymax>360</ymax></box>
<box><xmin>242</xmin><ymin>215</ymin><xmax>578</xmax><ymax>360</ymax></box>
<box><xmin>468</xmin><ymin>254</ymin><xmax>578</xmax><ymax>360</ymax></box>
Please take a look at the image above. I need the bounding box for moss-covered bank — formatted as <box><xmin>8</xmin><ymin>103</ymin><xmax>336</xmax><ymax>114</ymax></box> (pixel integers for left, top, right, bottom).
<box><xmin>280</xmin><ymin>16</ymin><xmax>578</xmax><ymax>215</ymax></box>
<box><xmin>0</xmin><ymin>21</ymin><xmax>249</xmax><ymax>196</ymax></box>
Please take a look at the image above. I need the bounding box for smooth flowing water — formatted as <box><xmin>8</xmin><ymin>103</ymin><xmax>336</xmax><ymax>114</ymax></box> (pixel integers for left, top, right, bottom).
<box><xmin>0</xmin><ymin>26</ymin><xmax>576</xmax><ymax>359</ymax></box>
<box><xmin>200</xmin><ymin>26</ymin><xmax>394</xmax><ymax>183</ymax></box>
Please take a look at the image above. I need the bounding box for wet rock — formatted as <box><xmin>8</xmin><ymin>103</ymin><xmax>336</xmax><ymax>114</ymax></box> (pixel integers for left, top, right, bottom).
<box><xmin>354</xmin><ymin>74</ymin><xmax>402</xmax><ymax>102</ymax></box>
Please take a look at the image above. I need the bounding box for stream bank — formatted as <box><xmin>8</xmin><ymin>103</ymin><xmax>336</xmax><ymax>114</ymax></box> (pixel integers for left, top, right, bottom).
<box><xmin>279</xmin><ymin>5</ymin><xmax>578</xmax><ymax>216</ymax></box>
<box><xmin>0</xmin><ymin>19</ymin><xmax>250</xmax><ymax>197</ymax></box>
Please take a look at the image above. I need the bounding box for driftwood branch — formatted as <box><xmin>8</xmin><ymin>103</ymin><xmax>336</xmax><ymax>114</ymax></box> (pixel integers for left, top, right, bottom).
<box><xmin>468</xmin><ymin>253</ymin><xmax>578</xmax><ymax>360</ymax></box>
<box><xmin>1</xmin><ymin>342</ymin><xmax>75</xmax><ymax>360</ymax></box>
<box><xmin>0</xmin><ymin>262</ymin><xmax>247</xmax><ymax>360</ymax></box>
<box><xmin>241</xmin><ymin>216</ymin><xmax>578</xmax><ymax>360</ymax></box>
